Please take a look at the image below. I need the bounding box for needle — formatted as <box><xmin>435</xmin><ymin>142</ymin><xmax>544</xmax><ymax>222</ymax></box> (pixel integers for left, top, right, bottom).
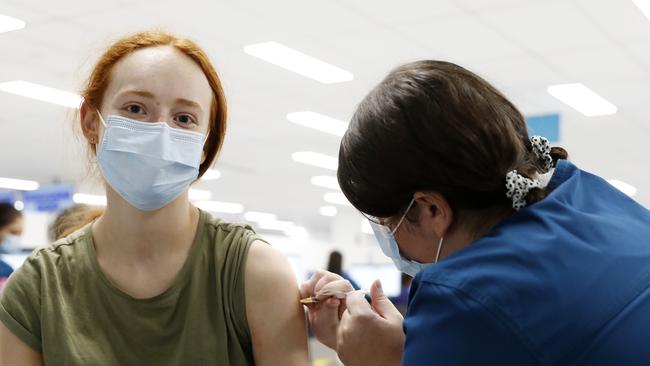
<box><xmin>300</xmin><ymin>289</ymin><xmax>370</xmax><ymax>304</ymax></box>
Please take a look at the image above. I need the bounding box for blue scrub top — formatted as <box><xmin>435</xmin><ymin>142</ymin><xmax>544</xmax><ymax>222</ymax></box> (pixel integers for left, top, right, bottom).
<box><xmin>403</xmin><ymin>160</ymin><xmax>650</xmax><ymax>365</ymax></box>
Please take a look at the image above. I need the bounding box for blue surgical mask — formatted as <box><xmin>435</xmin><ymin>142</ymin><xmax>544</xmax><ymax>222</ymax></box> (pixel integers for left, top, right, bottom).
<box><xmin>0</xmin><ymin>234</ymin><xmax>22</xmax><ymax>254</ymax></box>
<box><xmin>97</xmin><ymin>113</ymin><xmax>205</xmax><ymax>211</ymax></box>
<box><xmin>366</xmin><ymin>198</ymin><xmax>444</xmax><ymax>277</ymax></box>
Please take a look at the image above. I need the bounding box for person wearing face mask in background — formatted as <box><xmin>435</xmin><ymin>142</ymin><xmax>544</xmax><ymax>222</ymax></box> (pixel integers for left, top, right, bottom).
<box><xmin>0</xmin><ymin>203</ymin><xmax>23</xmax><ymax>256</ymax></box>
<box><xmin>0</xmin><ymin>31</ymin><xmax>309</xmax><ymax>366</ymax></box>
<box><xmin>300</xmin><ymin>60</ymin><xmax>650</xmax><ymax>366</ymax></box>
<box><xmin>0</xmin><ymin>203</ymin><xmax>23</xmax><ymax>281</ymax></box>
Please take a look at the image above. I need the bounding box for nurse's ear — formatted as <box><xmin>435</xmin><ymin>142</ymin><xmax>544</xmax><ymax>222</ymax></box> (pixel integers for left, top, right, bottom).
<box><xmin>80</xmin><ymin>101</ymin><xmax>101</xmax><ymax>146</ymax></box>
<box><xmin>413</xmin><ymin>191</ymin><xmax>453</xmax><ymax>239</ymax></box>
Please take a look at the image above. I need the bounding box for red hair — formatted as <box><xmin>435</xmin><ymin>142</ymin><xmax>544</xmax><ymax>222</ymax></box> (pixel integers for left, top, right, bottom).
<box><xmin>81</xmin><ymin>31</ymin><xmax>227</xmax><ymax>178</ymax></box>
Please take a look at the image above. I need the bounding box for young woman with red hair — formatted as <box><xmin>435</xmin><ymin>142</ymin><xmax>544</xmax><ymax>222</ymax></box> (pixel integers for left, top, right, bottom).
<box><xmin>0</xmin><ymin>31</ymin><xmax>308</xmax><ymax>366</ymax></box>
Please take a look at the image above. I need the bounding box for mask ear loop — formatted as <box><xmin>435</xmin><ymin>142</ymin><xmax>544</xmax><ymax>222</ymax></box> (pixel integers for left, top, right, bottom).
<box><xmin>434</xmin><ymin>237</ymin><xmax>444</xmax><ymax>263</ymax></box>
<box><xmin>391</xmin><ymin>197</ymin><xmax>416</xmax><ymax>235</ymax></box>
<box><xmin>93</xmin><ymin>110</ymin><xmax>108</xmax><ymax>148</ymax></box>
<box><xmin>96</xmin><ymin>110</ymin><xmax>108</xmax><ymax>128</ymax></box>
<box><xmin>395</xmin><ymin>198</ymin><xmax>446</xmax><ymax>264</ymax></box>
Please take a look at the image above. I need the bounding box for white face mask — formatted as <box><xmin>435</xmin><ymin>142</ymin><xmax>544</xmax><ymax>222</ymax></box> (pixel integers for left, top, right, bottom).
<box><xmin>97</xmin><ymin>113</ymin><xmax>206</xmax><ymax>211</ymax></box>
<box><xmin>366</xmin><ymin>198</ymin><xmax>445</xmax><ymax>277</ymax></box>
<box><xmin>0</xmin><ymin>234</ymin><xmax>22</xmax><ymax>254</ymax></box>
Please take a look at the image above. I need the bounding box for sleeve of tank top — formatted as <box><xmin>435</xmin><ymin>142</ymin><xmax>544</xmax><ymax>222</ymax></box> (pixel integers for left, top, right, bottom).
<box><xmin>220</xmin><ymin>224</ymin><xmax>266</xmax><ymax>347</ymax></box>
<box><xmin>402</xmin><ymin>281</ymin><xmax>539</xmax><ymax>365</ymax></box>
<box><xmin>0</xmin><ymin>254</ymin><xmax>42</xmax><ymax>352</ymax></box>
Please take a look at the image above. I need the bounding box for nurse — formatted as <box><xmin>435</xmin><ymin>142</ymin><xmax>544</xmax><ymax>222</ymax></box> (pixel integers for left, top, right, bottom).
<box><xmin>301</xmin><ymin>60</ymin><xmax>650</xmax><ymax>365</ymax></box>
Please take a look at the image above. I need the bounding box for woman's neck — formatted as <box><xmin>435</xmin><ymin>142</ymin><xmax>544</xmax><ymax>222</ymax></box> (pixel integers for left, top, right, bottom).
<box><xmin>93</xmin><ymin>186</ymin><xmax>199</xmax><ymax>260</ymax></box>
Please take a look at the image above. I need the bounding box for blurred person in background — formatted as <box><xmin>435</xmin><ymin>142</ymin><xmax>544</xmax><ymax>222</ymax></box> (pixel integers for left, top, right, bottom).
<box><xmin>0</xmin><ymin>203</ymin><xmax>23</xmax><ymax>255</ymax></box>
<box><xmin>0</xmin><ymin>203</ymin><xmax>23</xmax><ymax>281</ymax></box>
<box><xmin>301</xmin><ymin>60</ymin><xmax>650</xmax><ymax>365</ymax></box>
<box><xmin>48</xmin><ymin>204</ymin><xmax>104</xmax><ymax>241</ymax></box>
<box><xmin>326</xmin><ymin>250</ymin><xmax>360</xmax><ymax>290</ymax></box>
<box><xmin>0</xmin><ymin>31</ymin><xmax>308</xmax><ymax>366</ymax></box>
<box><xmin>388</xmin><ymin>273</ymin><xmax>411</xmax><ymax>316</ymax></box>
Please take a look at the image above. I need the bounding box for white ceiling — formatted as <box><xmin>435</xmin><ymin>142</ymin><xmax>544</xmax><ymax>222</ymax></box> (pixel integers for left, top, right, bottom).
<box><xmin>1</xmin><ymin>0</ymin><xmax>649</xmax><ymax>238</ymax></box>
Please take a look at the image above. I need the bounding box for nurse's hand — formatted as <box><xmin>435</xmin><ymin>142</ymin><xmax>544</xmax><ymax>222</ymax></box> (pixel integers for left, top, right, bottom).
<box><xmin>300</xmin><ymin>270</ymin><xmax>354</xmax><ymax>349</ymax></box>
<box><xmin>337</xmin><ymin>280</ymin><xmax>404</xmax><ymax>366</ymax></box>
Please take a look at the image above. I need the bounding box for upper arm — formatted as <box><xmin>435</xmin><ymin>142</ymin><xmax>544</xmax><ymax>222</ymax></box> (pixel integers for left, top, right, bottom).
<box><xmin>245</xmin><ymin>241</ymin><xmax>309</xmax><ymax>366</ymax></box>
<box><xmin>403</xmin><ymin>282</ymin><xmax>538</xmax><ymax>366</ymax></box>
<box><xmin>0</xmin><ymin>256</ymin><xmax>43</xmax><ymax>366</ymax></box>
<box><xmin>0</xmin><ymin>322</ymin><xmax>42</xmax><ymax>366</ymax></box>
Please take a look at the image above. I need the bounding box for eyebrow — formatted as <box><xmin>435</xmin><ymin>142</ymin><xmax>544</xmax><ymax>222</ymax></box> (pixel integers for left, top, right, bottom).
<box><xmin>123</xmin><ymin>89</ymin><xmax>155</xmax><ymax>98</ymax></box>
<box><xmin>175</xmin><ymin>98</ymin><xmax>203</xmax><ymax>111</ymax></box>
<box><xmin>121</xmin><ymin>90</ymin><xmax>203</xmax><ymax>111</ymax></box>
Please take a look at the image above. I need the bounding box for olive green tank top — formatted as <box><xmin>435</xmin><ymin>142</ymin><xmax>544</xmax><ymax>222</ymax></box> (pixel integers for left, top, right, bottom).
<box><xmin>0</xmin><ymin>209</ymin><xmax>262</xmax><ymax>365</ymax></box>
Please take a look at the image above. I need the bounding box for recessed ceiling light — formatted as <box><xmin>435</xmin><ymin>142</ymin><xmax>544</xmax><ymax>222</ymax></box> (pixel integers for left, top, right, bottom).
<box><xmin>73</xmin><ymin>193</ymin><xmax>107</xmax><ymax>206</ymax></box>
<box><xmin>244</xmin><ymin>211</ymin><xmax>278</xmax><ymax>222</ymax></box>
<box><xmin>244</xmin><ymin>41</ymin><xmax>353</xmax><ymax>84</ymax></box>
<box><xmin>547</xmin><ymin>83</ymin><xmax>616</xmax><ymax>116</ymax></box>
<box><xmin>13</xmin><ymin>201</ymin><xmax>24</xmax><ymax>211</ymax></box>
<box><xmin>319</xmin><ymin>205</ymin><xmax>338</xmax><ymax>217</ymax></box>
<box><xmin>285</xmin><ymin>225</ymin><xmax>309</xmax><ymax>239</ymax></box>
<box><xmin>287</xmin><ymin>111</ymin><xmax>348</xmax><ymax>136</ymax></box>
<box><xmin>292</xmin><ymin>152</ymin><xmax>337</xmax><ymax>170</ymax></box>
<box><xmin>324</xmin><ymin>192</ymin><xmax>352</xmax><ymax>207</ymax></box>
<box><xmin>361</xmin><ymin>219</ymin><xmax>374</xmax><ymax>235</ymax></box>
<box><xmin>188</xmin><ymin>189</ymin><xmax>212</xmax><ymax>201</ymax></box>
<box><xmin>258</xmin><ymin>220</ymin><xmax>295</xmax><ymax>231</ymax></box>
<box><xmin>202</xmin><ymin>169</ymin><xmax>221</xmax><ymax>180</ymax></box>
<box><xmin>632</xmin><ymin>0</ymin><xmax>650</xmax><ymax>20</ymax></box>
<box><xmin>0</xmin><ymin>80</ymin><xmax>82</xmax><ymax>108</ymax></box>
<box><xmin>318</xmin><ymin>206</ymin><xmax>338</xmax><ymax>217</ymax></box>
<box><xmin>194</xmin><ymin>200</ymin><xmax>244</xmax><ymax>214</ymax></box>
<box><xmin>311</xmin><ymin>175</ymin><xmax>340</xmax><ymax>190</ymax></box>
<box><xmin>0</xmin><ymin>177</ymin><xmax>39</xmax><ymax>191</ymax></box>
<box><xmin>607</xmin><ymin>179</ymin><xmax>637</xmax><ymax>197</ymax></box>
<box><xmin>0</xmin><ymin>14</ymin><xmax>25</xmax><ymax>33</ymax></box>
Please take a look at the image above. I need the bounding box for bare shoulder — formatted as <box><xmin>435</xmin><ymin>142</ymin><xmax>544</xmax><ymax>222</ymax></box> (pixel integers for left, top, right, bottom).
<box><xmin>245</xmin><ymin>240</ymin><xmax>297</xmax><ymax>296</ymax></box>
<box><xmin>244</xmin><ymin>240</ymin><xmax>308</xmax><ymax>365</ymax></box>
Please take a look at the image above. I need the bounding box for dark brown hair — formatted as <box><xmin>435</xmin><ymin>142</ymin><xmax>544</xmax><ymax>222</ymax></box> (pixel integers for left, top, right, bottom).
<box><xmin>0</xmin><ymin>203</ymin><xmax>21</xmax><ymax>229</ymax></box>
<box><xmin>338</xmin><ymin>60</ymin><xmax>567</xmax><ymax>222</ymax></box>
<box><xmin>327</xmin><ymin>250</ymin><xmax>343</xmax><ymax>275</ymax></box>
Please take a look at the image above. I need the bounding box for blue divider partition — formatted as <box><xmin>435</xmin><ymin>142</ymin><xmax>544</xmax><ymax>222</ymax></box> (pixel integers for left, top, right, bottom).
<box><xmin>525</xmin><ymin>113</ymin><xmax>560</xmax><ymax>143</ymax></box>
